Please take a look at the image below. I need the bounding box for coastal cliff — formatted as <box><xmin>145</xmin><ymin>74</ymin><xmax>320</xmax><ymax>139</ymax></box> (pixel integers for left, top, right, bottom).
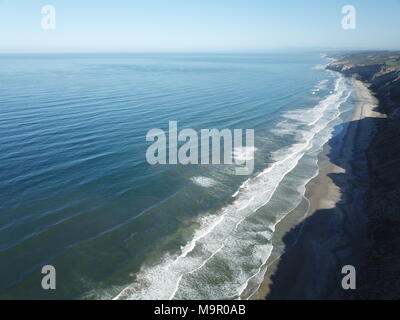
<box><xmin>327</xmin><ymin>52</ymin><xmax>400</xmax><ymax>299</ymax></box>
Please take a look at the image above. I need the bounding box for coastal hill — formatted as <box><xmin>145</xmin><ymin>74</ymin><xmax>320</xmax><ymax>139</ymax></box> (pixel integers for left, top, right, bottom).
<box><xmin>328</xmin><ymin>52</ymin><xmax>400</xmax><ymax>299</ymax></box>
<box><xmin>328</xmin><ymin>52</ymin><xmax>400</xmax><ymax>114</ymax></box>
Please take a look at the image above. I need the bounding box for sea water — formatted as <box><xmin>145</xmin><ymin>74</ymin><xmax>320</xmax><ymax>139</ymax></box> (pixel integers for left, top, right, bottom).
<box><xmin>0</xmin><ymin>53</ymin><xmax>357</xmax><ymax>299</ymax></box>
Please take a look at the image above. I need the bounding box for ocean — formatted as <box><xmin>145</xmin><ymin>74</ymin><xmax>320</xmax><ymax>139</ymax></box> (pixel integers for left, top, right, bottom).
<box><xmin>0</xmin><ymin>52</ymin><xmax>358</xmax><ymax>299</ymax></box>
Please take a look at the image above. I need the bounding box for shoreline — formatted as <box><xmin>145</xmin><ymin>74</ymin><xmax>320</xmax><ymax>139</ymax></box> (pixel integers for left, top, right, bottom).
<box><xmin>254</xmin><ymin>78</ymin><xmax>384</xmax><ymax>299</ymax></box>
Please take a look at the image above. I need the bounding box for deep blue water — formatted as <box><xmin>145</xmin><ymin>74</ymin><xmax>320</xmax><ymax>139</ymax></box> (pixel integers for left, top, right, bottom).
<box><xmin>0</xmin><ymin>53</ymin><xmax>356</xmax><ymax>299</ymax></box>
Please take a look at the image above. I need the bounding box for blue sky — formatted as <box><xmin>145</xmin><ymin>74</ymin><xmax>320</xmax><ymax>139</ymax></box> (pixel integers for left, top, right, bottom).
<box><xmin>0</xmin><ymin>0</ymin><xmax>399</xmax><ymax>53</ymax></box>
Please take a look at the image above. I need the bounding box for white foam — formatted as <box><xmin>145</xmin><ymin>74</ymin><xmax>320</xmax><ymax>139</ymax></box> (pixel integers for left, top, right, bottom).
<box><xmin>312</xmin><ymin>63</ymin><xmax>328</xmax><ymax>70</ymax></box>
<box><xmin>233</xmin><ymin>146</ymin><xmax>257</xmax><ymax>162</ymax></box>
<box><xmin>315</xmin><ymin>79</ymin><xmax>329</xmax><ymax>90</ymax></box>
<box><xmin>113</xmin><ymin>73</ymin><xmax>352</xmax><ymax>301</ymax></box>
<box><xmin>190</xmin><ymin>176</ymin><xmax>217</xmax><ymax>188</ymax></box>
<box><xmin>278</xmin><ymin>77</ymin><xmax>347</xmax><ymax>128</ymax></box>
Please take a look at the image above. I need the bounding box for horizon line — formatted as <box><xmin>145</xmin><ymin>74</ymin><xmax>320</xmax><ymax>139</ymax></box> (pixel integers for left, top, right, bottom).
<box><xmin>0</xmin><ymin>47</ymin><xmax>399</xmax><ymax>55</ymax></box>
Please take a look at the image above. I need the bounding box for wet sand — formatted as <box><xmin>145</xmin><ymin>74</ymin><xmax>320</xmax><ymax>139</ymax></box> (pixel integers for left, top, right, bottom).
<box><xmin>253</xmin><ymin>79</ymin><xmax>385</xmax><ymax>299</ymax></box>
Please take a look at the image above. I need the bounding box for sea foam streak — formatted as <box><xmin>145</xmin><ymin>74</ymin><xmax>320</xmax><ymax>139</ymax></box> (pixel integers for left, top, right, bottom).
<box><xmin>113</xmin><ymin>74</ymin><xmax>351</xmax><ymax>300</ymax></box>
<box><xmin>190</xmin><ymin>176</ymin><xmax>217</xmax><ymax>188</ymax></box>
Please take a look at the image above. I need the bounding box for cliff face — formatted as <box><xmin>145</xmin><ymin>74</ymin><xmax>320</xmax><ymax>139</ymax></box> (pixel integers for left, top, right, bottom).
<box><xmin>328</xmin><ymin>59</ymin><xmax>400</xmax><ymax>114</ymax></box>
<box><xmin>328</xmin><ymin>52</ymin><xmax>400</xmax><ymax>299</ymax></box>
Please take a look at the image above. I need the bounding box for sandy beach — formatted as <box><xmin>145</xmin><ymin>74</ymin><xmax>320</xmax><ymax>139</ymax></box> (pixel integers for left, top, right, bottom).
<box><xmin>253</xmin><ymin>79</ymin><xmax>385</xmax><ymax>300</ymax></box>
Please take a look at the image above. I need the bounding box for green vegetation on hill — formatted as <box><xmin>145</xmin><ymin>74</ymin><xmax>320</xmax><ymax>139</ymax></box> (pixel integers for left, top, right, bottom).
<box><xmin>331</xmin><ymin>51</ymin><xmax>400</xmax><ymax>67</ymax></box>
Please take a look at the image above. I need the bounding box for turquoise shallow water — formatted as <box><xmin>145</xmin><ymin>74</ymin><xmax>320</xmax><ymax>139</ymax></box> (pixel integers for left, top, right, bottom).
<box><xmin>0</xmin><ymin>53</ymin><xmax>357</xmax><ymax>299</ymax></box>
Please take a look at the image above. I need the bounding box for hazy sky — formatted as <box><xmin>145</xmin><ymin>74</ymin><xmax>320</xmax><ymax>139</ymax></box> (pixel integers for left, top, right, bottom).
<box><xmin>0</xmin><ymin>0</ymin><xmax>399</xmax><ymax>53</ymax></box>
